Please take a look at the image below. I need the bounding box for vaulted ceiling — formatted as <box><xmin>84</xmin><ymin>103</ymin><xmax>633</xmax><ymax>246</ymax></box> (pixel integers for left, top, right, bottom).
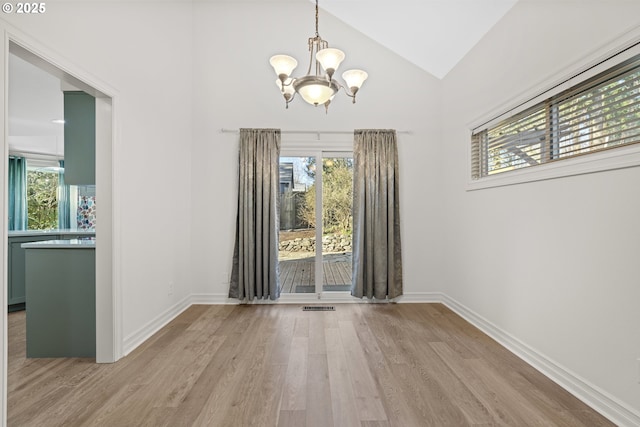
<box><xmin>317</xmin><ymin>0</ymin><xmax>519</xmax><ymax>79</ymax></box>
<box><xmin>8</xmin><ymin>0</ymin><xmax>519</xmax><ymax>157</ymax></box>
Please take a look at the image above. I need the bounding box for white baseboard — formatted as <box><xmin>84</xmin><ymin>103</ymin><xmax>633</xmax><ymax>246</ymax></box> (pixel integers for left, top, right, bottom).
<box><xmin>190</xmin><ymin>293</ymin><xmax>238</xmax><ymax>305</ymax></box>
<box><xmin>395</xmin><ymin>291</ymin><xmax>445</xmax><ymax>303</ymax></box>
<box><xmin>122</xmin><ymin>295</ymin><xmax>191</xmax><ymax>356</ymax></box>
<box><xmin>440</xmin><ymin>294</ymin><xmax>640</xmax><ymax>427</ymax></box>
<box><xmin>122</xmin><ymin>290</ymin><xmax>639</xmax><ymax>426</ymax></box>
<box><xmin>191</xmin><ymin>292</ymin><xmax>442</xmax><ymax>304</ymax></box>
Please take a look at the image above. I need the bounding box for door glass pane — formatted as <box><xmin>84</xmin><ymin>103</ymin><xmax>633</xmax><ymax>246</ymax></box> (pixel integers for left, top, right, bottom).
<box><xmin>321</xmin><ymin>157</ymin><xmax>353</xmax><ymax>291</ymax></box>
<box><xmin>278</xmin><ymin>157</ymin><xmax>316</xmax><ymax>293</ymax></box>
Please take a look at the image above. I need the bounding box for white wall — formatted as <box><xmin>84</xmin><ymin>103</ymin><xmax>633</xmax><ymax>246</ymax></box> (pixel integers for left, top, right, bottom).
<box><xmin>1</xmin><ymin>2</ymin><xmax>195</xmax><ymax>344</ymax></box>
<box><xmin>0</xmin><ymin>0</ymin><xmax>443</xmax><ymax>374</ymax></box>
<box><xmin>1</xmin><ymin>0</ymin><xmax>638</xmax><ymax>424</ymax></box>
<box><xmin>442</xmin><ymin>0</ymin><xmax>640</xmax><ymax>418</ymax></box>
<box><xmin>190</xmin><ymin>2</ymin><xmax>444</xmax><ymax>299</ymax></box>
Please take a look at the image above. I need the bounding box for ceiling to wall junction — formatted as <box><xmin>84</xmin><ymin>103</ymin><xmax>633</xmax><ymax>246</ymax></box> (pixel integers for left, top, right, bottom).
<box><xmin>7</xmin><ymin>0</ymin><xmax>518</xmax><ymax>156</ymax></box>
<box><xmin>316</xmin><ymin>0</ymin><xmax>519</xmax><ymax>79</ymax></box>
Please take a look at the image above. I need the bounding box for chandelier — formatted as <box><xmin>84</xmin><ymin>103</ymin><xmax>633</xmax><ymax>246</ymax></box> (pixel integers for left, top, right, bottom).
<box><xmin>269</xmin><ymin>0</ymin><xmax>368</xmax><ymax>112</ymax></box>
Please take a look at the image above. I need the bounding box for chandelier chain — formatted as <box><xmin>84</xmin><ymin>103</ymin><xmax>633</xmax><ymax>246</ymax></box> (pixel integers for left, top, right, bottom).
<box><xmin>315</xmin><ymin>0</ymin><xmax>319</xmax><ymax>37</ymax></box>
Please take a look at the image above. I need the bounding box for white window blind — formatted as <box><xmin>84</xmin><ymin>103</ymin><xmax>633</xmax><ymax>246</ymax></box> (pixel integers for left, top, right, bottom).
<box><xmin>471</xmin><ymin>53</ymin><xmax>640</xmax><ymax>180</ymax></box>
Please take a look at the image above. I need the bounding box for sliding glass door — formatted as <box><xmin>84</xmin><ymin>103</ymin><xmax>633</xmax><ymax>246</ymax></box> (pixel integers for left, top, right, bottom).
<box><xmin>278</xmin><ymin>153</ymin><xmax>353</xmax><ymax>295</ymax></box>
<box><xmin>278</xmin><ymin>156</ymin><xmax>317</xmax><ymax>294</ymax></box>
<box><xmin>320</xmin><ymin>156</ymin><xmax>353</xmax><ymax>292</ymax></box>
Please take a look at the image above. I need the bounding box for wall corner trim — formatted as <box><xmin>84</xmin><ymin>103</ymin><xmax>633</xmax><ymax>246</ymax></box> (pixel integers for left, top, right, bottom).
<box><xmin>122</xmin><ymin>296</ymin><xmax>191</xmax><ymax>356</ymax></box>
<box><xmin>440</xmin><ymin>294</ymin><xmax>640</xmax><ymax>427</ymax></box>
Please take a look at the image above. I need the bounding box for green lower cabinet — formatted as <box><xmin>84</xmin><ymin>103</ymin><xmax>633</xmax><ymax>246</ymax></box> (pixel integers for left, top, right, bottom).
<box><xmin>25</xmin><ymin>247</ymin><xmax>96</xmax><ymax>358</ymax></box>
<box><xmin>8</xmin><ymin>235</ymin><xmax>60</xmax><ymax>307</ymax></box>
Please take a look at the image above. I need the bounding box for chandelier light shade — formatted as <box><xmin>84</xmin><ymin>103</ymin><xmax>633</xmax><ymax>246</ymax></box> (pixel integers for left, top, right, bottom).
<box><xmin>269</xmin><ymin>0</ymin><xmax>368</xmax><ymax>112</ymax></box>
<box><xmin>342</xmin><ymin>69</ymin><xmax>368</xmax><ymax>95</ymax></box>
<box><xmin>269</xmin><ymin>55</ymin><xmax>298</xmax><ymax>81</ymax></box>
<box><xmin>316</xmin><ymin>48</ymin><xmax>345</xmax><ymax>79</ymax></box>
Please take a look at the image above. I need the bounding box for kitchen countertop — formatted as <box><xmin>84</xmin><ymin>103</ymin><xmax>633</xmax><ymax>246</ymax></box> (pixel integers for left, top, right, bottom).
<box><xmin>21</xmin><ymin>239</ymin><xmax>96</xmax><ymax>249</ymax></box>
<box><xmin>9</xmin><ymin>229</ymin><xmax>95</xmax><ymax>238</ymax></box>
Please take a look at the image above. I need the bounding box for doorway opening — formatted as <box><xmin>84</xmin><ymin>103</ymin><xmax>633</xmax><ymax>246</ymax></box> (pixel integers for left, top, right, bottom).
<box><xmin>278</xmin><ymin>153</ymin><xmax>353</xmax><ymax>295</ymax></box>
<box><xmin>4</xmin><ymin>40</ymin><xmax>117</xmax><ymax>363</ymax></box>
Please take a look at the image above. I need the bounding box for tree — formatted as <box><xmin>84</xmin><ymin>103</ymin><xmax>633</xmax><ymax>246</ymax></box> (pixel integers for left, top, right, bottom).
<box><xmin>298</xmin><ymin>158</ymin><xmax>353</xmax><ymax>234</ymax></box>
<box><xmin>27</xmin><ymin>170</ymin><xmax>58</xmax><ymax>230</ymax></box>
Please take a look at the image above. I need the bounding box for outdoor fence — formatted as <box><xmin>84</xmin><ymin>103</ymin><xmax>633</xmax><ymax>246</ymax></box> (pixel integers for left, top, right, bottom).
<box><xmin>279</xmin><ymin>190</ymin><xmax>308</xmax><ymax>230</ymax></box>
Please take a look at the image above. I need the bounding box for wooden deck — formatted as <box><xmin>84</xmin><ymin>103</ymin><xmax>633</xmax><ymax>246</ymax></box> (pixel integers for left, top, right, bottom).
<box><xmin>279</xmin><ymin>256</ymin><xmax>352</xmax><ymax>293</ymax></box>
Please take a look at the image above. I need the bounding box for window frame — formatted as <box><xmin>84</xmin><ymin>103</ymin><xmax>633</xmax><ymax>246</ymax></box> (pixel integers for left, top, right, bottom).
<box><xmin>467</xmin><ymin>32</ymin><xmax>640</xmax><ymax>191</ymax></box>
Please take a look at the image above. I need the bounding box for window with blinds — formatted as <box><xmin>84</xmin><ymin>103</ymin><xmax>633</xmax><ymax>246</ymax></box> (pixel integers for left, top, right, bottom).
<box><xmin>471</xmin><ymin>53</ymin><xmax>640</xmax><ymax>179</ymax></box>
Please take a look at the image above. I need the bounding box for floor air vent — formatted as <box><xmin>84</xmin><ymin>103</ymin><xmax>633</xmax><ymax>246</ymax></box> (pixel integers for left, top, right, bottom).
<box><xmin>302</xmin><ymin>306</ymin><xmax>335</xmax><ymax>311</ymax></box>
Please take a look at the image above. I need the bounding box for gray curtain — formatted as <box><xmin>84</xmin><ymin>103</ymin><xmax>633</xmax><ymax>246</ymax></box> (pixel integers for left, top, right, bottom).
<box><xmin>8</xmin><ymin>156</ymin><xmax>27</xmax><ymax>231</ymax></box>
<box><xmin>58</xmin><ymin>160</ymin><xmax>71</xmax><ymax>229</ymax></box>
<box><xmin>229</xmin><ymin>128</ymin><xmax>281</xmax><ymax>301</ymax></box>
<box><xmin>352</xmin><ymin>129</ymin><xmax>403</xmax><ymax>299</ymax></box>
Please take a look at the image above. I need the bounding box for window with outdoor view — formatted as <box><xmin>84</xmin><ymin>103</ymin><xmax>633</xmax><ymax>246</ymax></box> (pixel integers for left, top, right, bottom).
<box><xmin>27</xmin><ymin>165</ymin><xmax>59</xmax><ymax>230</ymax></box>
<box><xmin>471</xmin><ymin>52</ymin><xmax>640</xmax><ymax>179</ymax></box>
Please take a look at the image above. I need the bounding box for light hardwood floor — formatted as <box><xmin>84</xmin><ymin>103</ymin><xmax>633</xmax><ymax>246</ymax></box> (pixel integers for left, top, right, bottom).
<box><xmin>8</xmin><ymin>304</ymin><xmax>614</xmax><ymax>426</ymax></box>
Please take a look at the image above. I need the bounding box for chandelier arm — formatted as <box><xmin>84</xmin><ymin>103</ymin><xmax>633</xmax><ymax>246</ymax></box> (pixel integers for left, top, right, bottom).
<box><xmin>306</xmin><ymin>40</ymin><xmax>314</xmax><ymax>76</ymax></box>
<box><xmin>333</xmin><ymin>79</ymin><xmax>360</xmax><ymax>104</ymax></box>
<box><xmin>285</xmin><ymin>91</ymin><xmax>296</xmax><ymax>109</ymax></box>
<box><xmin>332</xmin><ymin>79</ymin><xmax>351</xmax><ymax>96</ymax></box>
<box><xmin>281</xmin><ymin>90</ymin><xmax>296</xmax><ymax>109</ymax></box>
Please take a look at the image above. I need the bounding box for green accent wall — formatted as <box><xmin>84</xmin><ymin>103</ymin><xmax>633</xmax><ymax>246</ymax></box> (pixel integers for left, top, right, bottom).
<box><xmin>64</xmin><ymin>91</ymin><xmax>96</xmax><ymax>185</ymax></box>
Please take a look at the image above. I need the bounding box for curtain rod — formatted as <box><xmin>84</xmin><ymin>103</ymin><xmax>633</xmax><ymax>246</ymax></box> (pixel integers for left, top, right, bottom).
<box><xmin>220</xmin><ymin>128</ymin><xmax>412</xmax><ymax>135</ymax></box>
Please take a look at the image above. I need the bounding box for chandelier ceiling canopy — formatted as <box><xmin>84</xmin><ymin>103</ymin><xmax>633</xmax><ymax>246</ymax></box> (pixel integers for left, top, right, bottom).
<box><xmin>269</xmin><ymin>0</ymin><xmax>368</xmax><ymax>113</ymax></box>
